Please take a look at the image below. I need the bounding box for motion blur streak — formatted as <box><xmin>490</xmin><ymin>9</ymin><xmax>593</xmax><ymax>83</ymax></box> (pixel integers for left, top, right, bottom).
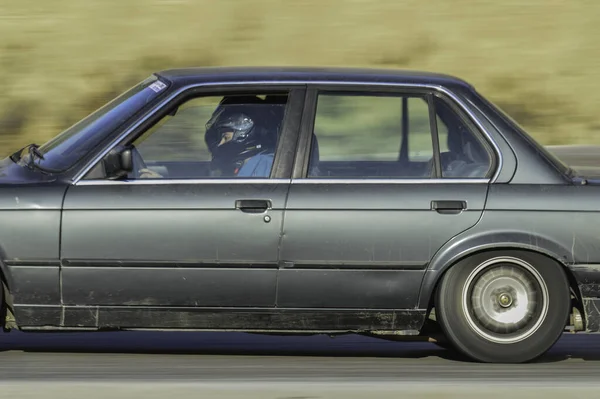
<box><xmin>0</xmin><ymin>0</ymin><xmax>599</xmax><ymax>154</ymax></box>
<box><xmin>0</xmin><ymin>331</ymin><xmax>599</xmax><ymax>397</ymax></box>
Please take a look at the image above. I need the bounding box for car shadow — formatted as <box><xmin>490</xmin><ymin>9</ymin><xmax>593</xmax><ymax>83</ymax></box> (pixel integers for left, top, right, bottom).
<box><xmin>0</xmin><ymin>331</ymin><xmax>598</xmax><ymax>363</ymax></box>
<box><xmin>0</xmin><ymin>330</ymin><xmax>469</xmax><ymax>360</ymax></box>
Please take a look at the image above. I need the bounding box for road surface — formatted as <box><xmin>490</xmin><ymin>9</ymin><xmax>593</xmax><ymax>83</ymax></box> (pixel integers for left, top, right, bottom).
<box><xmin>0</xmin><ymin>330</ymin><xmax>598</xmax><ymax>398</ymax></box>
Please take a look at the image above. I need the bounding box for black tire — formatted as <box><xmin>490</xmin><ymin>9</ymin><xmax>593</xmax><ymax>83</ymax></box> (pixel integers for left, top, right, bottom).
<box><xmin>431</xmin><ymin>341</ymin><xmax>455</xmax><ymax>350</ymax></box>
<box><xmin>435</xmin><ymin>250</ymin><xmax>570</xmax><ymax>363</ymax></box>
<box><xmin>420</xmin><ymin>317</ymin><xmax>456</xmax><ymax>350</ymax></box>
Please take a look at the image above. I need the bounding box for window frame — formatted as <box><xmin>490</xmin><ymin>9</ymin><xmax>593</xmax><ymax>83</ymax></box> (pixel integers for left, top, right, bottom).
<box><xmin>292</xmin><ymin>84</ymin><xmax>499</xmax><ymax>182</ymax></box>
<box><xmin>76</xmin><ymin>83</ymin><xmax>307</xmax><ymax>183</ymax></box>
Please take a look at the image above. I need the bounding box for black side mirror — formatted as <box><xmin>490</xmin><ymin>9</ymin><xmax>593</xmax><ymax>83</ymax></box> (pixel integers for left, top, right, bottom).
<box><xmin>103</xmin><ymin>145</ymin><xmax>134</xmax><ymax>179</ymax></box>
<box><xmin>167</xmin><ymin>106</ymin><xmax>179</xmax><ymax>117</ymax></box>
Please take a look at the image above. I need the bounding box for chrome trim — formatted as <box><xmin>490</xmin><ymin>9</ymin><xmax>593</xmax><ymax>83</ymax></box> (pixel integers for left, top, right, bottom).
<box><xmin>291</xmin><ymin>178</ymin><xmax>490</xmax><ymax>184</ymax></box>
<box><xmin>76</xmin><ymin>177</ymin><xmax>490</xmax><ymax>186</ymax></box>
<box><xmin>75</xmin><ymin>178</ymin><xmax>291</xmax><ymax>186</ymax></box>
<box><xmin>71</xmin><ymin>79</ymin><xmax>504</xmax><ymax>184</ymax></box>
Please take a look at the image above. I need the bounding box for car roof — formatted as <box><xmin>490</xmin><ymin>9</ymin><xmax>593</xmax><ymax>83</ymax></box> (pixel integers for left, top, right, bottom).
<box><xmin>156</xmin><ymin>66</ymin><xmax>474</xmax><ymax>90</ymax></box>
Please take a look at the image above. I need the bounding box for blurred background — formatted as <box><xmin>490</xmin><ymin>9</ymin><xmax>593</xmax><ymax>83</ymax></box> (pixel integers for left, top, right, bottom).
<box><xmin>1</xmin><ymin>0</ymin><xmax>599</xmax><ymax>159</ymax></box>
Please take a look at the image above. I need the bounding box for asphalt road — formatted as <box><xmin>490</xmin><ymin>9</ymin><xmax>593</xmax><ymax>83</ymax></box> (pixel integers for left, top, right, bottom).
<box><xmin>0</xmin><ymin>330</ymin><xmax>599</xmax><ymax>398</ymax></box>
<box><xmin>0</xmin><ymin>330</ymin><xmax>598</xmax><ymax>382</ymax></box>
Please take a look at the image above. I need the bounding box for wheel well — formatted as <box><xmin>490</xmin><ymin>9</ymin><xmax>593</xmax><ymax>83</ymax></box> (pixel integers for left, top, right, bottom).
<box><xmin>425</xmin><ymin>247</ymin><xmax>584</xmax><ymax>326</ymax></box>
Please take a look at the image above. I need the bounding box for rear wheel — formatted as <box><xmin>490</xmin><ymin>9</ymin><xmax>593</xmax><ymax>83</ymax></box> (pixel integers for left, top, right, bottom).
<box><xmin>435</xmin><ymin>250</ymin><xmax>570</xmax><ymax>363</ymax></box>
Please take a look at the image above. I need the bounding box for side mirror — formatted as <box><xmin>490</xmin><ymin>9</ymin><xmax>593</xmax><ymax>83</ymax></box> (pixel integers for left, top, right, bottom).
<box><xmin>167</xmin><ymin>106</ymin><xmax>179</xmax><ymax>117</ymax></box>
<box><xmin>103</xmin><ymin>145</ymin><xmax>134</xmax><ymax>179</ymax></box>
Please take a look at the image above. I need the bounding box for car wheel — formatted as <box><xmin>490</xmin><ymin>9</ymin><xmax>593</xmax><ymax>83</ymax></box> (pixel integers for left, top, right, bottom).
<box><xmin>435</xmin><ymin>250</ymin><xmax>570</xmax><ymax>363</ymax></box>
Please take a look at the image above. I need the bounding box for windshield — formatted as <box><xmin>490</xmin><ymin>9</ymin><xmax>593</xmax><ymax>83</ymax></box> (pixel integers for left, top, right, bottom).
<box><xmin>32</xmin><ymin>75</ymin><xmax>169</xmax><ymax>172</ymax></box>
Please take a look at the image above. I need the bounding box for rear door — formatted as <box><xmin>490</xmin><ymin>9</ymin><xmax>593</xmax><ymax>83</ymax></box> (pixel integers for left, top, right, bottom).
<box><xmin>277</xmin><ymin>85</ymin><xmax>497</xmax><ymax>311</ymax></box>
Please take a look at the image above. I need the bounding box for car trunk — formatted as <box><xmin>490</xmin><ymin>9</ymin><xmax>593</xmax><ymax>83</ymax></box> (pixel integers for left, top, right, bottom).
<box><xmin>545</xmin><ymin>145</ymin><xmax>600</xmax><ymax>183</ymax></box>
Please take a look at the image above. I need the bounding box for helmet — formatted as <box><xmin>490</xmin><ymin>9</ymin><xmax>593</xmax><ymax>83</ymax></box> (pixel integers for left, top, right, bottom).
<box><xmin>205</xmin><ymin>95</ymin><xmax>281</xmax><ymax>176</ymax></box>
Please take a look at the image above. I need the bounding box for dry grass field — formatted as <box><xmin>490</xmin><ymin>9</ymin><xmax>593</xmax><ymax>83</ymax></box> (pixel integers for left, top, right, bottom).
<box><xmin>0</xmin><ymin>0</ymin><xmax>599</xmax><ymax>155</ymax></box>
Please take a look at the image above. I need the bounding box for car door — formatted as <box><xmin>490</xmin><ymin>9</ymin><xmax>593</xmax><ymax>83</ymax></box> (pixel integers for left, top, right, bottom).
<box><xmin>277</xmin><ymin>86</ymin><xmax>496</xmax><ymax>311</ymax></box>
<box><xmin>60</xmin><ymin>86</ymin><xmax>304</xmax><ymax>322</ymax></box>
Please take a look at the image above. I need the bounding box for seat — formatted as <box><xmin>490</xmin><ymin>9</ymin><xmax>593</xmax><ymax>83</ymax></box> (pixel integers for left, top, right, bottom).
<box><xmin>442</xmin><ymin>128</ymin><xmax>490</xmax><ymax>178</ymax></box>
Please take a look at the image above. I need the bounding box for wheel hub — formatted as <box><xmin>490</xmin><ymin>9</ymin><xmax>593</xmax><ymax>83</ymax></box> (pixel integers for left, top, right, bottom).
<box><xmin>462</xmin><ymin>257</ymin><xmax>549</xmax><ymax>344</ymax></box>
<box><xmin>498</xmin><ymin>293</ymin><xmax>513</xmax><ymax>308</ymax></box>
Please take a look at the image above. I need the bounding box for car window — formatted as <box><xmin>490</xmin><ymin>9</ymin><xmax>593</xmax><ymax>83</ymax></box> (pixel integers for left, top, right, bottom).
<box><xmin>119</xmin><ymin>93</ymin><xmax>289</xmax><ymax>180</ymax></box>
<box><xmin>432</xmin><ymin>96</ymin><xmax>492</xmax><ymax>178</ymax></box>
<box><xmin>307</xmin><ymin>92</ymin><xmax>433</xmax><ymax>179</ymax></box>
<box><xmin>35</xmin><ymin>75</ymin><xmax>167</xmax><ymax>172</ymax></box>
<box><xmin>306</xmin><ymin>91</ymin><xmax>492</xmax><ymax>179</ymax></box>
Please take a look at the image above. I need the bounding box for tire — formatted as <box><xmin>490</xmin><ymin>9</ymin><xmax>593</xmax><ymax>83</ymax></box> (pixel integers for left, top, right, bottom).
<box><xmin>420</xmin><ymin>316</ymin><xmax>456</xmax><ymax>350</ymax></box>
<box><xmin>435</xmin><ymin>250</ymin><xmax>570</xmax><ymax>363</ymax></box>
<box><xmin>431</xmin><ymin>340</ymin><xmax>455</xmax><ymax>350</ymax></box>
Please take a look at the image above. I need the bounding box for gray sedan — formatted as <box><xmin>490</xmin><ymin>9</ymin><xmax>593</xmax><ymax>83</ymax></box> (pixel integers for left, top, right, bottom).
<box><xmin>1</xmin><ymin>66</ymin><xmax>598</xmax><ymax>364</ymax></box>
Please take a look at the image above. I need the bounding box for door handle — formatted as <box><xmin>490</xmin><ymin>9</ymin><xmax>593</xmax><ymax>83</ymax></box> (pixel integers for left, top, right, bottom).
<box><xmin>235</xmin><ymin>199</ymin><xmax>272</xmax><ymax>213</ymax></box>
<box><xmin>431</xmin><ymin>200</ymin><xmax>467</xmax><ymax>214</ymax></box>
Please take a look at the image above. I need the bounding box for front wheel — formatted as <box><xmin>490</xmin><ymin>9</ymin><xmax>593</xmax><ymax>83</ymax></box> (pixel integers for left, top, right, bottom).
<box><xmin>435</xmin><ymin>250</ymin><xmax>570</xmax><ymax>363</ymax></box>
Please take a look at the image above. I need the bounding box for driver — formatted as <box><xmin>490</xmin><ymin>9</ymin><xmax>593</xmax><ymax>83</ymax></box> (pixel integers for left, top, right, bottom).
<box><xmin>133</xmin><ymin>95</ymin><xmax>282</xmax><ymax>179</ymax></box>
<box><xmin>204</xmin><ymin>96</ymin><xmax>280</xmax><ymax>177</ymax></box>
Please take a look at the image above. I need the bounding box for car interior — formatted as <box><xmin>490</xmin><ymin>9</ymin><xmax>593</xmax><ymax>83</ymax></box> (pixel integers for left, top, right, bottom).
<box><xmin>115</xmin><ymin>92</ymin><xmax>492</xmax><ymax>181</ymax></box>
<box><xmin>130</xmin><ymin>94</ymin><xmax>289</xmax><ymax>179</ymax></box>
<box><xmin>306</xmin><ymin>97</ymin><xmax>492</xmax><ymax>179</ymax></box>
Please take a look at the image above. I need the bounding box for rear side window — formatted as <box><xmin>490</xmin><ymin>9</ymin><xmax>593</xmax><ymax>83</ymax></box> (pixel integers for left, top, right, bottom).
<box><xmin>432</xmin><ymin>96</ymin><xmax>492</xmax><ymax>178</ymax></box>
<box><xmin>306</xmin><ymin>91</ymin><xmax>492</xmax><ymax>179</ymax></box>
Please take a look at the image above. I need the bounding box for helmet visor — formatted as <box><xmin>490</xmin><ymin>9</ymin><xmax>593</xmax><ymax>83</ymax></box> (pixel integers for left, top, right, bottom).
<box><xmin>210</xmin><ymin>113</ymin><xmax>255</xmax><ymax>144</ymax></box>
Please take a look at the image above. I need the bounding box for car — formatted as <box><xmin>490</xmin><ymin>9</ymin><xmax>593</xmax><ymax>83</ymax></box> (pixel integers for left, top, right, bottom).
<box><xmin>0</xmin><ymin>66</ymin><xmax>598</xmax><ymax>363</ymax></box>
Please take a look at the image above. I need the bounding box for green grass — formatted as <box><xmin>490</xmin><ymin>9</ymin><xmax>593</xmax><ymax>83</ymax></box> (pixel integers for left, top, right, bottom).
<box><xmin>1</xmin><ymin>0</ymin><xmax>600</xmax><ymax>157</ymax></box>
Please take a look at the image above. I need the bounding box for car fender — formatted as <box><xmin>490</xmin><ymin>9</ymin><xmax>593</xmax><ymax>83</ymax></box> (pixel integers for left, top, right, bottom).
<box><xmin>417</xmin><ymin>230</ymin><xmax>573</xmax><ymax>309</ymax></box>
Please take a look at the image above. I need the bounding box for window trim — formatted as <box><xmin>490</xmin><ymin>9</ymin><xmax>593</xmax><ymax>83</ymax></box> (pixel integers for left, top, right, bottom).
<box><xmin>292</xmin><ymin>83</ymin><xmax>501</xmax><ymax>182</ymax></box>
<box><xmin>73</xmin><ymin>84</ymin><xmax>306</xmax><ymax>184</ymax></box>
<box><xmin>75</xmin><ymin>178</ymin><xmax>292</xmax><ymax>186</ymax></box>
<box><xmin>427</xmin><ymin>93</ymin><xmax>442</xmax><ymax>178</ymax></box>
<box><xmin>398</xmin><ymin>97</ymin><xmax>408</xmax><ymax>162</ymax></box>
<box><xmin>71</xmin><ymin>80</ymin><xmax>503</xmax><ymax>185</ymax></box>
<box><xmin>430</xmin><ymin>91</ymin><xmax>497</xmax><ymax>179</ymax></box>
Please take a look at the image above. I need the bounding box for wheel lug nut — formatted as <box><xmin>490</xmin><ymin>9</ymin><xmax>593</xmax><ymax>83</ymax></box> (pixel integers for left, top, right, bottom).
<box><xmin>498</xmin><ymin>293</ymin><xmax>512</xmax><ymax>308</ymax></box>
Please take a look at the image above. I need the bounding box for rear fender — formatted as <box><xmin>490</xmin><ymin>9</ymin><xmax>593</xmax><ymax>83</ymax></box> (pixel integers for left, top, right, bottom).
<box><xmin>417</xmin><ymin>231</ymin><xmax>573</xmax><ymax>309</ymax></box>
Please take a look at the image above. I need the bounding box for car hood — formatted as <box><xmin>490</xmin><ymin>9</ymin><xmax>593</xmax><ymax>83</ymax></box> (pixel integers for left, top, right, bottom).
<box><xmin>0</xmin><ymin>156</ymin><xmax>60</xmax><ymax>185</ymax></box>
<box><xmin>0</xmin><ymin>157</ymin><xmax>67</xmax><ymax>210</ymax></box>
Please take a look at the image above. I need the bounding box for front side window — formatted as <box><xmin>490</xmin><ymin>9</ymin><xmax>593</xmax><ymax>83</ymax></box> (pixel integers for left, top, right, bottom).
<box><xmin>306</xmin><ymin>91</ymin><xmax>492</xmax><ymax>179</ymax></box>
<box><xmin>108</xmin><ymin>92</ymin><xmax>289</xmax><ymax>180</ymax></box>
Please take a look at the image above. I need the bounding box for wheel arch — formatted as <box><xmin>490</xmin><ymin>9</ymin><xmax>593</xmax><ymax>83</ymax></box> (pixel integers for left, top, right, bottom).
<box><xmin>418</xmin><ymin>234</ymin><xmax>584</xmax><ymax>324</ymax></box>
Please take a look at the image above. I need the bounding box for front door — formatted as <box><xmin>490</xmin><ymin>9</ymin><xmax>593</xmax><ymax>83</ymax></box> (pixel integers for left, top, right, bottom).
<box><xmin>60</xmin><ymin>87</ymin><xmax>304</xmax><ymax>328</ymax></box>
<box><xmin>278</xmin><ymin>87</ymin><xmax>496</xmax><ymax>316</ymax></box>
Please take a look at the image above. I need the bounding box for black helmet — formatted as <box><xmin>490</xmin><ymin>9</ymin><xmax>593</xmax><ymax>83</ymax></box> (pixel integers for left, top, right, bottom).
<box><xmin>205</xmin><ymin>95</ymin><xmax>279</xmax><ymax>175</ymax></box>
